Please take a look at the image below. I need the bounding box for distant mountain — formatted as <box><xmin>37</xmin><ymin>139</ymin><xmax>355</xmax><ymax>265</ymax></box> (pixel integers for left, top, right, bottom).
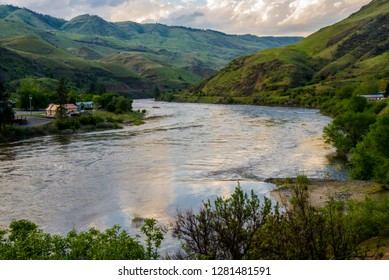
<box><xmin>0</xmin><ymin>5</ymin><xmax>65</xmax><ymax>29</ymax></box>
<box><xmin>62</xmin><ymin>14</ymin><xmax>129</xmax><ymax>38</ymax></box>
<box><xmin>177</xmin><ymin>0</ymin><xmax>389</xmax><ymax>106</ymax></box>
<box><xmin>0</xmin><ymin>5</ymin><xmax>302</xmax><ymax>97</ymax></box>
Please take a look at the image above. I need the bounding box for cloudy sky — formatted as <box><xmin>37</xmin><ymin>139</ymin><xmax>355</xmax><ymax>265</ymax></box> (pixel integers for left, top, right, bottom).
<box><xmin>0</xmin><ymin>0</ymin><xmax>372</xmax><ymax>36</ymax></box>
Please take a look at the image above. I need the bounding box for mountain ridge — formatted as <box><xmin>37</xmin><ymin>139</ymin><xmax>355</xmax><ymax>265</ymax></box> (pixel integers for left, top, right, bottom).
<box><xmin>0</xmin><ymin>4</ymin><xmax>302</xmax><ymax>97</ymax></box>
<box><xmin>176</xmin><ymin>0</ymin><xmax>389</xmax><ymax>107</ymax></box>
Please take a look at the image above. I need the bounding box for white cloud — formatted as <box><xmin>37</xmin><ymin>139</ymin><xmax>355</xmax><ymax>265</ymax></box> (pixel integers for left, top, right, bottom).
<box><xmin>0</xmin><ymin>0</ymin><xmax>372</xmax><ymax>35</ymax></box>
<box><xmin>110</xmin><ymin>0</ymin><xmax>177</xmax><ymax>23</ymax></box>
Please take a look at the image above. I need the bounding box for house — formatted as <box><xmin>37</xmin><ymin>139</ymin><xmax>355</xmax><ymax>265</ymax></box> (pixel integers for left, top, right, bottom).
<box><xmin>46</xmin><ymin>104</ymin><xmax>78</xmax><ymax>117</ymax></box>
<box><xmin>76</xmin><ymin>102</ymin><xmax>95</xmax><ymax>111</ymax></box>
<box><xmin>360</xmin><ymin>94</ymin><xmax>386</xmax><ymax>101</ymax></box>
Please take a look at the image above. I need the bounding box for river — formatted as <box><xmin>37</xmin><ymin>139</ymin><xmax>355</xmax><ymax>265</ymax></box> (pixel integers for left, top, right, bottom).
<box><xmin>0</xmin><ymin>99</ymin><xmax>346</xmax><ymax>255</ymax></box>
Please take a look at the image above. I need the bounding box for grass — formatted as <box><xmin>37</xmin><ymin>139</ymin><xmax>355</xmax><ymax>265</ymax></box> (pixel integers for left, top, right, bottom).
<box><xmin>15</xmin><ymin>112</ymin><xmax>45</xmax><ymax>117</ymax></box>
<box><xmin>269</xmin><ymin>177</ymin><xmax>388</xmax><ymax>208</ymax></box>
<box><xmin>0</xmin><ymin>5</ymin><xmax>302</xmax><ymax>97</ymax></box>
<box><xmin>92</xmin><ymin>110</ymin><xmax>145</xmax><ymax>125</ymax></box>
<box><xmin>178</xmin><ymin>0</ymin><xmax>389</xmax><ymax>108</ymax></box>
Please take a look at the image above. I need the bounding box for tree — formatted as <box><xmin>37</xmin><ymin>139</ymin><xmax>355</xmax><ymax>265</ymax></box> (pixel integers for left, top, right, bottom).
<box><xmin>250</xmin><ymin>176</ymin><xmax>378</xmax><ymax>260</ymax></box>
<box><xmin>0</xmin><ymin>81</ymin><xmax>14</xmax><ymax>129</ymax></box>
<box><xmin>172</xmin><ymin>184</ymin><xmax>273</xmax><ymax>260</ymax></box>
<box><xmin>154</xmin><ymin>86</ymin><xmax>161</xmax><ymax>100</ymax></box>
<box><xmin>323</xmin><ymin>111</ymin><xmax>376</xmax><ymax>154</ymax></box>
<box><xmin>0</xmin><ymin>81</ymin><xmax>7</xmax><ymax>102</ymax></box>
<box><xmin>55</xmin><ymin>78</ymin><xmax>68</xmax><ymax>119</ymax></box>
<box><xmin>100</xmin><ymin>93</ymin><xmax>118</xmax><ymax>110</ymax></box>
<box><xmin>348</xmin><ymin>96</ymin><xmax>368</xmax><ymax>113</ymax></box>
<box><xmin>17</xmin><ymin>79</ymin><xmax>51</xmax><ymax>110</ymax></box>
<box><xmin>112</xmin><ymin>96</ymin><xmax>131</xmax><ymax>113</ymax></box>
<box><xmin>353</xmin><ymin>76</ymin><xmax>379</xmax><ymax>96</ymax></box>
<box><xmin>141</xmin><ymin>218</ymin><xmax>164</xmax><ymax>260</ymax></box>
<box><xmin>350</xmin><ymin>115</ymin><xmax>389</xmax><ymax>184</ymax></box>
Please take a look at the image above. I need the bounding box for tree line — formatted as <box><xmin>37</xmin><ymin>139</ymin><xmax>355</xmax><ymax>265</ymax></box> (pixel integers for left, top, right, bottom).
<box><xmin>322</xmin><ymin>85</ymin><xmax>389</xmax><ymax>184</ymax></box>
<box><xmin>16</xmin><ymin>78</ymin><xmax>133</xmax><ymax>114</ymax></box>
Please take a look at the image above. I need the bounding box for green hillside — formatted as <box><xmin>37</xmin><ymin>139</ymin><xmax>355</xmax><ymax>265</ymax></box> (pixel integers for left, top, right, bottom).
<box><xmin>177</xmin><ymin>0</ymin><xmax>389</xmax><ymax>106</ymax></box>
<box><xmin>0</xmin><ymin>4</ymin><xmax>302</xmax><ymax>97</ymax></box>
<box><xmin>0</xmin><ymin>45</ymin><xmax>42</xmax><ymax>80</ymax></box>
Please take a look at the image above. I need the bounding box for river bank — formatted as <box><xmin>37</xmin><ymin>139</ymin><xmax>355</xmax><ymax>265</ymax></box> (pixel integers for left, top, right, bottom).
<box><xmin>268</xmin><ymin>177</ymin><xmax>388</xmax><ymax>208</ymax></box>
<box><xmin>268</xmin><ymin>177</ymin><xmax>389</xmax><ymax>259</ymax></box>
<box><xmin>0</xmin><ymin>110</ymin><xmax>145</xmax><ymax>144</ymax></box>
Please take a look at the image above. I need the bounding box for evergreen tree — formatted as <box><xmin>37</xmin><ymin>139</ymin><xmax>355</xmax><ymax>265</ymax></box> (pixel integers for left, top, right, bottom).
<box><xmin>0</xmin><ymin>81</ymin><xmax>7</xmax><ymax>102</ymax></box>
<box><xmin>55</xmin><ymin>78</ymin><xmax>68</xmax><ymax>119</ymax></box>
<box><xmin>0</xmin><ymin>81</ymin><xmax>14</xmax><ymax>129</ymax></box>
<box><xmin>154</xmin><ymin>86</ymin><xmax>161</xmax><ymax>100</ymax></box>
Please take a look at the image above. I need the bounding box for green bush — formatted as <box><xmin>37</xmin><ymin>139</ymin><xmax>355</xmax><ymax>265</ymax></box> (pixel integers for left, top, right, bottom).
<box><xmin>0</xmin><ymin>219</ymin><xmax>163</xmax><ymax>260</ymax></box>
<box><xmin>350</xmin><ymin>114</ymin><xmax>389</xmax><ymax>184</ymax></box>
<box><xmin>78</xmin><ymin>114</ymin><xmax>103</xmax><ymax>126</ymax></box>
<box><xmin>173</xmin><ymin>180</ymin><xmax>389</xmax><ymax>260</ymax></box>
<box><xmin>173</xmin><ymin>183</ymin><xmax>274</xmax><ymax>260</ymax></box>
<box><xmin>53</xmin><ymin>117</ymin><xmax>80</xmax><ymax>131</ymax></box>
<box><xmin>323</xmin><ymin>111</ymin><xmax>376</xmax><ymax>154</ymax></box>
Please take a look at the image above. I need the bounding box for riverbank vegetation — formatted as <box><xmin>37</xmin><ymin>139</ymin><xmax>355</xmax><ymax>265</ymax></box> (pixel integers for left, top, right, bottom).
<box><xmin>172</xmin><ymin>176</ymin><xmax>389</xmax><ymax>260</ymax></box>
<box><xmin>0</xmin><ymin>79</ymin><xmax>145</xmax><ymax>143</ymax></box>
<box><xmin>322</xmin><ymin>94</ymin><xmax>389</xmax><ymax>184</ymax></box>
<box><xmin>0</xmin><ymin>218</ymin><xmax>163</xmax><ymax>260</ymax></box>
<box><xmin>0</xmin><ymin>110</ymin><xmax>144</xmax><ymax>143</ymax></box>
<box><xmin>2</xmin><ymin>177</ymin><xmax>388</xmax><ymax>260</ymax></box>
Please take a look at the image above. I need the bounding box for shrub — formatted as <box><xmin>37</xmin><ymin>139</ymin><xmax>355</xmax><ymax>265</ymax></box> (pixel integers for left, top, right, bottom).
<box><xmin>250</xmin><ymin>177</ymin><xmax>387</xmax><ymax>259</ymax></box>
<box><xmin>172</xmin><ymin>184</ymin><xmax>274</xmax><ymax>260</ymax></box>
<box><xmin>53</xmin><ymin>117</ymin><xmax>80</xmax><ymax>131</ymax></box>
<box><xmin>172</xmin><ymin>180</ymin><xmax>389</xmax><ymax>260</ymax></box>
<box><xmin>78</xmin><ymin>114</ymin><xmax>103</xmax><ymax>126</ymax></box>
<box><xmin>0</xmin><ymin>220</ymin><xmax>164</xmax><ymax>260</ymax></box>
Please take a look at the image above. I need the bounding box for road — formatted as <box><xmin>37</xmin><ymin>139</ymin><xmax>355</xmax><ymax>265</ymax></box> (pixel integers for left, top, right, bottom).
<box><xmin>14</xmin><ymin>111</ymin><xmax>53</xmax><ymax>128</ymax></box>
<box><xmin>23</xmin><ymin>116</ymin><xmax>53</xmax><ymax>127</ymax></box>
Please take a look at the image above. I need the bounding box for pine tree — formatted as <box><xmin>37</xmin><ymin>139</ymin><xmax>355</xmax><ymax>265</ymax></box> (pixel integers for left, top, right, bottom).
<box><xmin>55</xmin><ymin>78</ymin><xmax>68</xmax><ymax>119</ymax></box>
<box><xmin>0</xmin><ymin>81</ymin><xmax>14</xmax><ymax>129</ymax></box>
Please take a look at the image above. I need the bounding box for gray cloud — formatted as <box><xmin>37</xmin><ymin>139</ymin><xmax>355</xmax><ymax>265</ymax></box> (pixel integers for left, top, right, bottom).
<box><xmin>170</xmin><ymin>11</ymin><xmax>205</xmax><ymax>26</ymax></box>
<box><xmin>68</xmin><ymin>0</ymin><xmax>127</xmax><ymax>7</ymax></box>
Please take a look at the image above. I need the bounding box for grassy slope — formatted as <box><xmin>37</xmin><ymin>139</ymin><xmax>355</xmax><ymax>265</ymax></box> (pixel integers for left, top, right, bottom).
<box><xmin>179</xmin><ymin>0</ymin><xmax>389</xmax><ymax>105</ymax></box>
<box><xmin>0</xmin><ymin>4</ymin><xmax>302</xmax><ymax>96</ymax></box>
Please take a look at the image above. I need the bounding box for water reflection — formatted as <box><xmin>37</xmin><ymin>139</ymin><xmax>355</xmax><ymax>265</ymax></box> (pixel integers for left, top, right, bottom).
<box><xmin>0</xmin><ymin>100</ymin><xmax>346</xmax><ymax>253</ymax></box>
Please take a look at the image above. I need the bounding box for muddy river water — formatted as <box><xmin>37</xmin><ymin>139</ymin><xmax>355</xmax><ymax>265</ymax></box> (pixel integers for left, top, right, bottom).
<box><xmin>0</xmin><ymin>99</ymin><xmax>346</xmax><ymax>254</ymax></box>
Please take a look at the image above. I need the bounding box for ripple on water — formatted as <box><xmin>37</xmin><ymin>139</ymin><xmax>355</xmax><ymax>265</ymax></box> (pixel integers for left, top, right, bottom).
<box><xmin>0</xmin><ymin>100</ymin><xmax>346</xmax><ymax>253</ymax></box>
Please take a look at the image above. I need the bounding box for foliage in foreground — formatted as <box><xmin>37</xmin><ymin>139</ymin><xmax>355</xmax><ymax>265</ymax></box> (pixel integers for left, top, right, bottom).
<box><xmin>0</xmin><ymin>218</ymin><xmax>163</xmax><ymax>260</ymax></box>
<box><xmin>172</xmin><ymin>177</ymin><xmax>389</xmax><ymax>260</ymax></box>
<box><xmin>323</xmin><ymin>95</ymin><xmax>389</xmax><ymax>184</ymax></box>
<box><xmin>2</xmin><ymin>179</ymin><xmax>389</xmax><ymax>260</ymax></box>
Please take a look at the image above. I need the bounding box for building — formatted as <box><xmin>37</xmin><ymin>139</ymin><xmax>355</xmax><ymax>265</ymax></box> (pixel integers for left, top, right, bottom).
<box><xmin>76</xmin><ymin>102</ymin><xmax>95</xmax><ymax>111</ymax></box>
<box><xmin>46</xmin><ymin>104</ymin><xmax>78</xmax><ymax>117</ymax></box>
<box><xmin>360</xmin><ymin>94</ymin><xmax>386</xmax><ymax>101</ymax></box>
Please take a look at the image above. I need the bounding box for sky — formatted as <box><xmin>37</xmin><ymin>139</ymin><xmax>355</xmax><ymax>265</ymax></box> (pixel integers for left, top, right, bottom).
<box><xmin>0</xmin><ymin>0</ymin><xmax>372</xmax><ymax>36</ymax></box>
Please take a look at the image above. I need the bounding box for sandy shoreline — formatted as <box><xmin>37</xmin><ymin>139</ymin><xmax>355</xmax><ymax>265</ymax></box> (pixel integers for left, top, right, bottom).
<box><xmin>268</xmin><ymin>178</ymin><xmax>389</xmax><ymax>259</ymax></box>
<box><xmin>267</xmin><ymin>178</ymin><xmax>387</xmax><ymax>208</ymax></box>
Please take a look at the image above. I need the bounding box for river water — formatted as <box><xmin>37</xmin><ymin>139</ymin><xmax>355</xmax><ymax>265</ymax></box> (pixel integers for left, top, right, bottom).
<box><xmin>0</xmin><ymin>99</ymin><xmax>346</xmax><ymax>254</ymax></box>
